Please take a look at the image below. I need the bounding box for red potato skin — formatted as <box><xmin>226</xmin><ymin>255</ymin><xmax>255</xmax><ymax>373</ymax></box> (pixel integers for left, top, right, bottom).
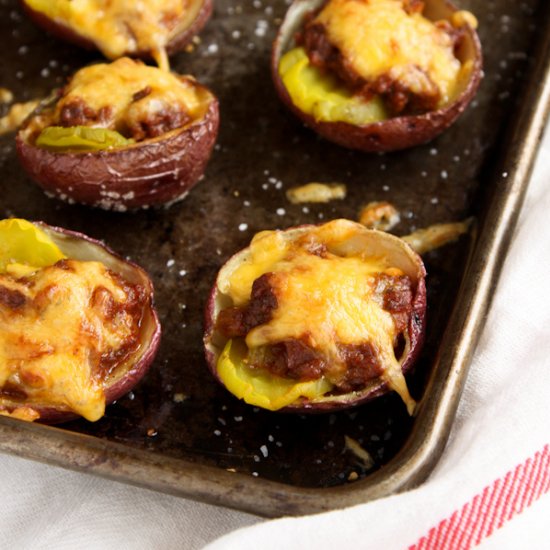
<box><xmin>1</xmin><ymin>223</ymin><xmax>162</xmax><ymax>424</ymax></box>
<box><xmin>271</xmin><ymin>1</ymin><xmax>483</xmax><ymax>152</ymax></box>
<box><xmin>20</xmin><ymin>0</ymin><xmax>213</xmax><ymax>59</ymax></box>
<box><xmin>203</xmin><ymin>225</ymin><xmax>427</xmax><ymax>413</ymax></box>
<box><xmin>16</xmin><ymin>98</ymin><xmax>219</xmax><ymax>210</ymax></box>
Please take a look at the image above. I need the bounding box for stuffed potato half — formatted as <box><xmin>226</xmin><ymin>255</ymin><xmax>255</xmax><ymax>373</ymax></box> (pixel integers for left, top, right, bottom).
<box><xmin>16</xmin><ymin>58</ymin><xmax>219</xmax><ymax>211</ymax></box>
<box><xmin>0</xmin><ymin>219</ymin><xmax>161</xmax><ymax>423</ymax></box>
<box><xmin>204</xmin><ymin>219</ymin><xmax>426</xmax><ymax>413</ymax></box>
<box><xmin>272</xmin><ymin>0</ymin><xmax>482</xmax><ymax>152</ymax></box>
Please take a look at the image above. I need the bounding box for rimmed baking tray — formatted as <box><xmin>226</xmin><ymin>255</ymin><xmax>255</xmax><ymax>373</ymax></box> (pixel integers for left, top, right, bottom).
<box><xmin>1</xmin><ymin>0</ymin><xmax>550</xmax><ymax>517</ymax></box>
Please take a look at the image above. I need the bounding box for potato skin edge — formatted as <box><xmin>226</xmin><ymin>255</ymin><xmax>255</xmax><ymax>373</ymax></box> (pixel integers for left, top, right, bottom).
<box><xmin>16</xmin><ymin>98</ymin><xmax>219</xmax><ymax>210</ymax></box>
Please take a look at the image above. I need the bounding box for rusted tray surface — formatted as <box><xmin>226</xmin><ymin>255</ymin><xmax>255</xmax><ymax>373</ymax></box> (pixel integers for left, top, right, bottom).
<box><xmin>1</xmin><ymin>0</ymin><xmax>550</xmax><ymax>517</ymax></box>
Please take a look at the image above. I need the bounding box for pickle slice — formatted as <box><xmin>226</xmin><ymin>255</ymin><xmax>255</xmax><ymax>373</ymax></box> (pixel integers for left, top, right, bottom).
<box><xmin>217</xmin><ymin>339</ymin><xmax>333</xmax><ymax>410</ymax></box>
<box><xmin>279</xmin><ymin>47</ymin><xmax>388</xmax><ymax>125</ymax></box>
<box><xmin>0</xmin><ymin>218</ymin><xmax>66</xmax><ymax>274</ymax></box>
<box><xmin>36</xmin><ymin>125</ymin><xmax>134</xmax><ymax>152</ymax></box>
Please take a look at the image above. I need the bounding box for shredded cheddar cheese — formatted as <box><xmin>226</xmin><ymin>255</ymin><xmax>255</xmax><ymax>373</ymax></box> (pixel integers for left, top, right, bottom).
<box><xmin>0</xmin><ymin>220</ymin><xmax>145</xmax><ymax>422</ymax></box>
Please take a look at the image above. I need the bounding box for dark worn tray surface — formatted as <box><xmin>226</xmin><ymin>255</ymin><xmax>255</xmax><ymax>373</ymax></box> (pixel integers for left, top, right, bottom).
<box><xmin>0</xmin><ymin>0</ymin><xmax>543</xmax><ymax>490</ymax></box>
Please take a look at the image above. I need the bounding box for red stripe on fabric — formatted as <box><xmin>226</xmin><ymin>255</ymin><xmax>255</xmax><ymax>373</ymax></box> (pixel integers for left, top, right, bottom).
<box><xmin>456</xmin><ymin>493</ymin><xmax>481</xmax><ymax>549</ymax></box>
<box><xmin>527</xmin><ymin>449</ymin><xmax>549</xmax><ymax>507</ymax></box>
<box><xmin>484</xmin><ymin>474</ymin><xmax>508</xmax><ymax>537</ymax></box>
<box><xmin>495</xmin><ymin>470</ymin><xmax>514</xmax><ymax>529</ymax></box>
<box><xmin>438</xmin><ymin>510</ymin><xmax>457</xmax><ymax>550</ymax></box>
<box><xmin>431</xmin><ymin>512</ymin><xmax>452</xmax><ymax>550</ymax></box>
<box><xmin>542</xmin><ymin>453</ymin><xmax>550</xmax><ymax>493</ymax></box>
<box><xmin>497</xmin><ymin>468</ymin><xmax>530</xmax><ymax>529</ymax></box>
<box><xmin>516</xmin><ymin>457</ymin><xmax>534</xmax><ymax>511</ymax></box>
<box><xmin>471</xmin><ymin>483</ymin><xmax>496</xmax><ymax>546</ymax></box>
<box><xmin>409</xmin><ymin>444</ymin><xmax>550</xmax><ymax>550</ymax></box>
<box><xmin>508</xmin><ymin>460</ymin><xmax>542</xmax><ymax>519</ymax></box>
<box><xmin>543</xmin><ymin>450</ymin><xmax>550</xmax><ymax>494</ymax></box>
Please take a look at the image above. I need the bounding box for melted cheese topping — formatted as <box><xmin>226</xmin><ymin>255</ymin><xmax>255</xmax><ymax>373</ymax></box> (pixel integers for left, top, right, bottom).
<box><xmin>49</xmin><ymin>58</ymin><xmax>205</xmax><ymax>133</ymax></box>
<box><xmin>220</xmin><ymin>221</ymin><xmax>415</xmax><ymax>411</ymax></box>
<box><xmin>25</xmin><ymin>0</ymin><xmax>198</xmax><ymax>68</ymax></box>
<box><xmin>314</xmin><ymin>0</ymin><xmax>462</xmax><ymax>105</ymax></box>
<box><xmin>0</xmin><ymin>260</ymin><xmax>140</xmax><ymax>421</ymax></box>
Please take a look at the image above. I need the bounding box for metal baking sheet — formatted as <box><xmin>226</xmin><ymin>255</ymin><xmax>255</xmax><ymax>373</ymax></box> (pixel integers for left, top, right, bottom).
<box><xmin>1</xmin><ymin>0</ymin><xmax>550</xmax><ymax>517</ymax></box>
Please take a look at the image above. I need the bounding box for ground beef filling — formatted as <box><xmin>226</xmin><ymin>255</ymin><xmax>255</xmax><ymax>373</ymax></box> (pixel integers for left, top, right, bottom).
<box><xmin>297</xmin><ymin>6</ymin><xmax>464</xmax><ymax>115</ymax></box>
<box><xmin>216</xmin><ymin>271</ymin><xmax>415</xmax><ymax>392</ymax></box>
<box><xmin>56</xmin><ymin>88</ymin><xmax>191</xmax><ymax>142</ymax></box>
<box><xmin>88</xmin><ymin>273</ymin><xmax>148</xmax><ymax>377</ymax></box>
<box><xmin>58</xmin><ymin>97</ymin><xmax>114</xmax><ymax>128</ymax></box>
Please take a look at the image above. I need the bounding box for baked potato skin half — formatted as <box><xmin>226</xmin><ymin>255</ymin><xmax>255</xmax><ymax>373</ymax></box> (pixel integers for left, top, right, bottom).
<box><xmin>203</xmin><ymin>220</ymin><xmax>427</xmax><ymax>413</ymax></box>
<box><xmin>271</xmin><ymin>0</ymin><xmax>483</xmax><ymax>152</ymax></box>
<box><xmin>0</xmin><ymin>221</ymin><xmax>162</xmax><ymax>424</ymax></box>
<box><xmin>16</xmin><ymin>98</ymin><xmax>219</xmax><ymax>211</ymax></box>
<box><xmin>15</xmin><ymin>57</ymin><xmax>220</xmax><ymax>212</ymax></box>
<box><xmin>19</xmin><ymin>0</ymin><xmax>213</xmax><ymax>60</ymax></box>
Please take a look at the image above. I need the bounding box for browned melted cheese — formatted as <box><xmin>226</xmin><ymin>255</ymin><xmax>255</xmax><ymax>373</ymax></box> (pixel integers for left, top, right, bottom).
<box><xmin>0</xmin><ymin>260</ymin><xmax>144</xmax><ymax>421</ymax></box>
<box><xmin>0</xmin><ymin>100</ymin><xmax>40</xmax><ymax>136</ymax></box>
<box><xmin>26</xmin><ymin>58</ymin><xmax>209</xmax><ymax>142</ymax></box>
<box><xmin>312</xmin><ymin>0</ymin><xmax>463</xmax><ymax>106</ymax></box>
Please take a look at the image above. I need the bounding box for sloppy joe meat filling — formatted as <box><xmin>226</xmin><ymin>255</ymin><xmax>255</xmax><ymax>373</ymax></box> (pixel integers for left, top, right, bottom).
<box><xmin>296</xmin><ymin>0</ymin><xmax>465</xmax><ymax>114</ymax></box>
<box><xmin>0</xmin><ymin>259</ymin><xmax>147</xmax><ymax>421</ymax></box>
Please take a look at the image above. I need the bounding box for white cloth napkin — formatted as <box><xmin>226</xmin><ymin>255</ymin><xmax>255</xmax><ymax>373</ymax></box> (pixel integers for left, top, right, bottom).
<box><xmin>1</xmin><ymin>126</ymin><xmax>549</xmax><ymax>549</ymax></box>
